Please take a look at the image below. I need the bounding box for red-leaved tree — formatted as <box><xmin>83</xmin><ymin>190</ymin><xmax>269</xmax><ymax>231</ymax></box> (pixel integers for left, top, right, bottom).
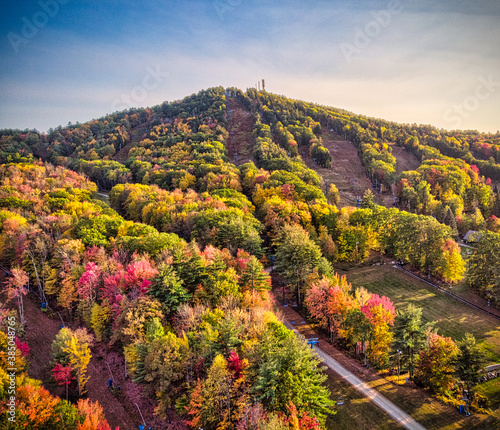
<box><xmin>78</xmin><ymin>262</ymin><xmax>102</xmax><ymax>307</ymax></box>
<box><xmin>52</xmin><ymin>363</ymin><xmax>74</xmax><ymax>400</ymax></box>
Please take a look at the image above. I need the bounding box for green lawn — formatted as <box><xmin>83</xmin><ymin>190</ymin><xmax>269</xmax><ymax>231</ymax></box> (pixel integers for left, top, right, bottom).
<box><xmin>459</xmin><ymin>244</ymin><xmax>472</xmax><ymax>261</ymax></box>
<box><xmin>338</xmin><ymin>264</ymin><xmax>500</xmax><ymax>364</ymax></box>
<box><xmin>476</xmin><ymin>378</ymin><xmax>500</xmax><ymax>410</ymax></box>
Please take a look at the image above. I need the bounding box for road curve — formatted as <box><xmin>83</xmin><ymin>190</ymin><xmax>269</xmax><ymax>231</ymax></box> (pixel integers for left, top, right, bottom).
<box><xmin>283</xmin><ymin>321</ymin><xmax>426</xmax><ymax>430</ymax></box>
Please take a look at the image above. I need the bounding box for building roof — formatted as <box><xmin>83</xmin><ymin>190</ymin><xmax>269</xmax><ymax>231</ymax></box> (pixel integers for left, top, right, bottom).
<box><xmin>463</xmin><ymin>230</ymin><xmax>482</xmax><ymax>242</ymax></box>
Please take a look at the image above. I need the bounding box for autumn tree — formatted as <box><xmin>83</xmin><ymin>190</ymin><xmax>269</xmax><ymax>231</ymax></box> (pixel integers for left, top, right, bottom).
<box><xmin>304</xmin><ymin>278</ymin><xmax>332</xmax><ymax>334</ymax></box>
<box><xmin>361</xmin><ymin>294</ymin><xmax>396</xmax><ymax>368</ymax></box>
<box><xmin>46</xmin><ymin>239</ymin><xmax>85</xmax><ymax>316</ymax></box>
<box><xmin>341</xmin><ymin>308</ymin><xmax>371</xmax><ymax>365</ymax></box>
<box><xmin>305</xmin><ymin>274</ymin><xmax>357</xmax><ymax>342</ymax></box>
<box><xmin>63</xmin><ymin>334</ymin><xmax>91</xmax><ymax>397</ymax></box>
<box><xmin>326</xmin><ymin>183</ymin><xmax>340</xmax><ymax>207</ymax></box>
<box><xmin>51</xmin><ymin>327</ymin><xmax>93</xmax><ymax>397</ymax></box>
<box><xmin>284</xmin><ymin>401</ymin><xmax>322</xmax><ymax>430</ymax></box>
<box><xmin>76</xmin><ymin>398</ymin><xmax>118</xmax><ymax>430</ymax></box>
<box><xmin>51</xmin><ymin>327</ymin><xmax>93</xmax><ymax>366</ymax></box>
<box><xmin>317</xmin><ymin>225</ymin><xmax>337</xmax><ymax>263</ymax></box>
<box><xmin>139</xmin><ymin>330</ymin><xmax>189</xmax><ymax>420</ymax></box>
<box><xmin>188</xmin><ymin>354</ymin><xmax>232</xmax><ymax>428</ymax></box>
<box><xmin>5</xmin><ymin>381</ymin><xmax>59</xmax><ymax>429</ymax></box>
<box><xmin>4</xmin><ymin>267</ymin><xmax>28</xmax><ymax>326</ymax></box>
<box><xmin>77</xmin><ymin>262</ymin><xmax>102</xmax><ymax>322</ymax></box>
<box><xmin>435</xmin><ymin>239</ymin><xmax>466</xmax><ymax>283</ymax></box>
<box><xmin>22</xmin><ymin>228</ymin><xmax>51</xmax><ymax>308</ymax></box>
<box><xmin>414</xmin><ymin>332</ymin><xmax>458</xmax><ymax>394</ymax></box>
<box><xmin>112</xmin><ymin>296</ymin><xmax>164</xmax><ymax>346</ymax></box>
<box><xmin>90</xmin><ymin>301</ymin><xmax>111</xmax><ymax>342</ymax></box>
<box><xmin>51</xmin><ymin>363</ymin><xmax>74</xmax><ymax>401</ymax></box>
<box><xmin>274</xmin><ymin>224</ymin><xmax>322</xmax><ymax>308</ymax></box>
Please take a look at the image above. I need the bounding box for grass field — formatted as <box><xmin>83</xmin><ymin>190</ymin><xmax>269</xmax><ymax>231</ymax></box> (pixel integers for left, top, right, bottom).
<box><xmin>337</xmin><ymin>264</ymin><xmax>500</xmax><ymax>364</ymax></box>
<box><xmin>328</xmin><ymin>367</ymin><xmax>498</xmax><ymax>429</ymax></box>
<box><xmin>334</xmin><ymin>263</ymin><xmax>500</xmax><ymax>424</ymax></box>
<box><xmin>459</xmin><ymin>244</ymin><xmax>473</xmax><ymax>261</ymax></box>
<box><xmin>476</xmin><ymin>378</ymin><xmax>500</xmax><ymax>410</ymax></box>
<box><xmin>366</xmin><ymin>373</ymin><xmax>499</xmax><ymax>429</ymax></box>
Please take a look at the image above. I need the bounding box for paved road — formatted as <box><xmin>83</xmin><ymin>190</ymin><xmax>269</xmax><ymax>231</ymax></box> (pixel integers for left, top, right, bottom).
<box><xmin>314</xmin><ymin>347</ymin><xmax>426</xmax><ymax>430</ymax></box>
<box><xmin>283</xmin><ymin>321</ymin><xmax>426</xmax><ymax>430</ymax></box>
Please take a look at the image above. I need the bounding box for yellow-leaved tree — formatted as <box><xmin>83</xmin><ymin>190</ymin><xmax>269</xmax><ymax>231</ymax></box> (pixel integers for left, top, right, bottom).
<box><xmin>63</xmin><ymin>334</ymin><xmax>91</xmax><ymax>397</ymax></box>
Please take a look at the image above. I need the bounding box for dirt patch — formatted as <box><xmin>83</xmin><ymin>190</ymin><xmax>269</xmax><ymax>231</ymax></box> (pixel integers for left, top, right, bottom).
<box><xmin>114</xmin><ymin>123</ymin><xmax>149</xmax><ymax>164</ymax></box>
<box><xmin>389</xmin><ymin>143</ymin><xmax>420</xmax><ymax>174</ymax></box>
<box><xmin>22</xmin><ymin>295</ymin><xmax>176</xmax><ymax>429</ymax></box>
<box><xmin>301</xmin><ymin>128</ymin><xmax>374</xmax><ymax>207</ymax></box>
<box><xmin>226</xmin><ymin>98</ymin><xmax>255</xmax><ymax>166</ymax></box>
<box><xmin>23</xmin><ymin>296</ymin><xmax>63</xmax><ymax>387</ymax></box>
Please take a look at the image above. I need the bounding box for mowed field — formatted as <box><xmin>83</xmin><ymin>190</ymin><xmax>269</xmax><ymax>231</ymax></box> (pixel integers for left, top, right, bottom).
<box><xmin>338</xmin><ymin>264</ymin><xmax>500</xmax><ymax>364</ymax></box>
<box><xmin>336</xmin><ymin>263</ymin><xmax>500</xmax><ymax>417</ymax></box>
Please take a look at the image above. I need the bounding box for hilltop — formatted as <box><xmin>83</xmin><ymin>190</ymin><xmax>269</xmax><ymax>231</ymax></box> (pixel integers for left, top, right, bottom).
<box><xmin>1</xmin><ymin>87</ymin><xmax>500</xmax><ymax>429</ymax></box>
<box><xmin>2</xmin><ymin>86</ymin><xmax>499</xmax><ymax>220</ymax></box>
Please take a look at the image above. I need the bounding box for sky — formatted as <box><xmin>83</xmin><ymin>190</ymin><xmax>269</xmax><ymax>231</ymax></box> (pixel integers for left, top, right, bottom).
<box><xmin>0</xmin><ymin>0</ymin><xmax>499</xmax><ymax>133</ymax></box>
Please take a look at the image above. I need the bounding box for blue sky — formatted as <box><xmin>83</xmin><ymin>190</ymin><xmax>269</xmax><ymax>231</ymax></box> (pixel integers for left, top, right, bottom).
<box><xmin>1</xmin><ymin>0</ymin><xmax>499</xmax><ymax>132</ymax></box>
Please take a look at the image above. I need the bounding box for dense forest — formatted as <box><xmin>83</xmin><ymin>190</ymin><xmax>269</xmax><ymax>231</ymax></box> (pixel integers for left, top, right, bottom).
<box><xmin>0</xmin><ymin>87</ymin><xmax>499</xmax><ymax>429</ymax></box>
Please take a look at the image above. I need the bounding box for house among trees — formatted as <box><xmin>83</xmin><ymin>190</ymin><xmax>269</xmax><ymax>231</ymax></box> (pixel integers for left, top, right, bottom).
<box><xmin>463</xmin><ymin>230</ymin><xmax>482</xmax><ymax>244</ymax></box>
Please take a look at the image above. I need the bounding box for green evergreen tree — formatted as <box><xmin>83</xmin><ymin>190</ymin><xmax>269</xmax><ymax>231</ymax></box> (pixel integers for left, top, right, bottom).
<box><xmin>455</xmin><ymin>333</ymin><xmax>486</xmax><ymax>388</ymax></box>
<box><xmin>393</xmin><ymin>304</ymin><xmax>430</xmax><ymax>380</ymax></box>
<box><xmin>239</xmin><ymin>255</ymin><xmax>271</xmax><ymax>291</ymax></box>
<box><xmin>466</xmin><ymin>231</ymin><xmax>500</xmax><ymax>302</ymax></box>
<box><xmin>254</xmin><ymin>323</ymin><xmax>334</xmax><ymax>423</ymax></box>
<box><xmin>274</xmin><ymin>224</ymin><xmax>322</xmax><ymax>308</ymax></box>
<box><xmin>149</xmin><ymin>263</ymin><xmax>191</xmax><ymax>314</ymax></box>
<box><xmin>443</xmin><ymin>206</ymin><xmax>458</xmax><ymax>237</ymax></box>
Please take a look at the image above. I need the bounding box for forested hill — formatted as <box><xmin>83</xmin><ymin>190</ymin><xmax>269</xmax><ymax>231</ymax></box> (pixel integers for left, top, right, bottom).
<box><xmin>1</xmin><ymin>87</ymin><xmax>500</xmax><ymax>427</ymax></box>
<box><xmin>1</xmin><ymin>86</ymin><xmax>500</xmax><ymax>234</ymax></box>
